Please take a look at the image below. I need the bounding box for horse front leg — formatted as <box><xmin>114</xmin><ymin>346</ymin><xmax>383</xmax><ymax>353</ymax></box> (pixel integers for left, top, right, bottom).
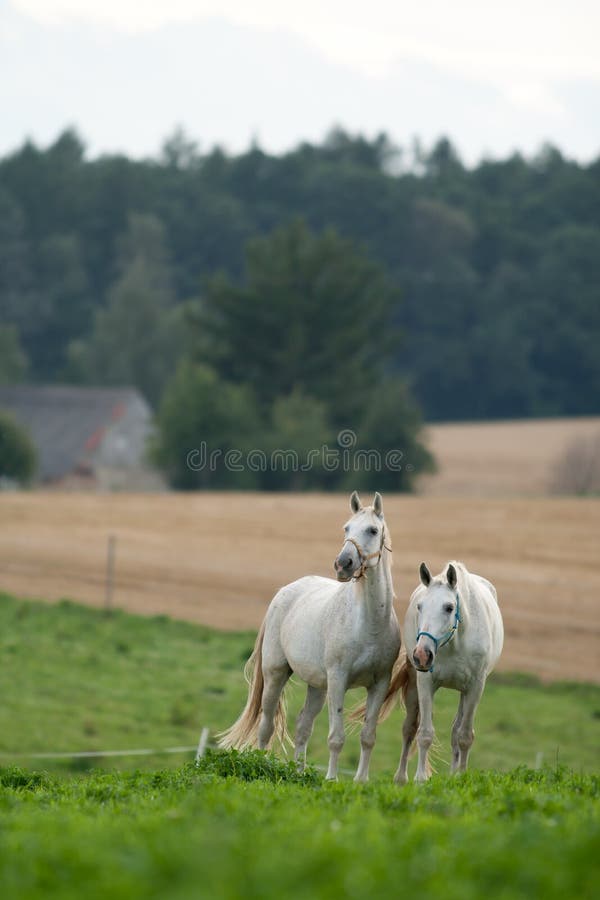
<box><xmin>455</xmin><ymin>678</ymin><xmax>485</xmax><ymax>773</ymax></box>
<box><xmin>450</xmin><ymin>694</ymin><xmax>465</xmax><ymax>774</ymax></box>
<box><xmin>415</xmin><ymin>673</ymin><xmax>435</xmax><ymax>783</ymax></box>
<box><xmin>325</xmin><ymin>671</ymin><xmax>347</xmax><ymax>781</ymax></box>
<box><xmin>354</xmin><ymin>676</ymin><xmax>390</xmax><ymax>783</ymax></box>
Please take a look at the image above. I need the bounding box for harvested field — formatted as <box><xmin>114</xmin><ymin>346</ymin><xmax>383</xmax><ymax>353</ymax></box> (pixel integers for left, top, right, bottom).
<box><xmin>420</xmin><ymin>416</ymin><xmax>600</xmax><ymax>496</ymax></box>
<box><xmin>1</xmin><ymin>492</ymin><xmax>598</xmax><ymax>683</ymax></box>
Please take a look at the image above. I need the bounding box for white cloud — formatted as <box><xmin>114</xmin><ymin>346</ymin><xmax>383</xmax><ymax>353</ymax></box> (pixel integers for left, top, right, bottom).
<box><xmin>12</xmin><ymin>0</ymin><xmax>600</xmax><ymax>82</ymax></box>
<box><xmin>2</xmin><ymin>1</ymin><xmax>599</xmax><ymax>161</ymax></box>
<box><xmin>504</xmin><ymin>82</ymin><xmax>566</xmax><ymax>119</ymax></box>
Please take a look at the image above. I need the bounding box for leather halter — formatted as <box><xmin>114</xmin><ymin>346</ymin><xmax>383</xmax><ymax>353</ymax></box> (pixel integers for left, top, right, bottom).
<box><xmin>343</xmin><ymin>528</ymin><xmax>392</xmax><ymax>580</ymax></box>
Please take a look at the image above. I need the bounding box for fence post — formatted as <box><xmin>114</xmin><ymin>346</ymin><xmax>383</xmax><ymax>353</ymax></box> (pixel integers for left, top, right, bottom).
<box><xmin>105</xmin><ymin>534</ymin><xmax>116</xmax><ymax>615</ymax></box>
<box><xmin>195</xmin><ymin>727</ymin><xmax>210</xmax><ymax>764</ymax></box>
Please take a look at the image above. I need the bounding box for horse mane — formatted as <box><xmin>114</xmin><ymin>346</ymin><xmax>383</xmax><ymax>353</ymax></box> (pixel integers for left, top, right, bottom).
<box><xmin>382</xmin><ymin>518</ymin><xmax>396</xmax><ymax>599</ymax></box>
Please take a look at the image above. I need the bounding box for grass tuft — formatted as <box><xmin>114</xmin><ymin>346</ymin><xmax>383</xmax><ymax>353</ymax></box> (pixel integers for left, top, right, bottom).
<box><xmin>194</xmin><ymin>748</ymin><xmax>322</xmax><ymax>785</ymax></box>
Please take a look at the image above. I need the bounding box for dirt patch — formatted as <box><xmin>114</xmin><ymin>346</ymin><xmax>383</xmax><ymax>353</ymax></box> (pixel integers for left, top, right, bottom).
<box><xmin>1</xmin><ymin>492</ymin><xmax>598</xmax><ymax>683</ymax></box>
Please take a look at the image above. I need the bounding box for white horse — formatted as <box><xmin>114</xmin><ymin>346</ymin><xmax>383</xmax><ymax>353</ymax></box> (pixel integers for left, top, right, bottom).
<box><xmin>384</xmin><ymin>561</ymin><xmax>503</xmax><ymax>783</ymax></box>
<box><xmin>218</xmin><ymin>491</ymin><xmax>401</xmax><ymax>782</ymax></box>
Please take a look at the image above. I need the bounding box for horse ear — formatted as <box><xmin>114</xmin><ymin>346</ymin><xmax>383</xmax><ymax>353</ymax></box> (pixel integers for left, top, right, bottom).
<box><xmin>419</xmin><ymin>562</ymin><xmax>432</xmax><ymax>586</ymax></box>
<box><xmin>373</xmin><ymin>492</ymin><xmax>383</xmax><ymax>517</ymax></box>
<box><xmin>447</xmin><ymin>564</ymin><xmax>457</xmax><ymax>589</ymax></box>
<box><xmin>350</xmin><ymin>491</ymin><xmax>362</xmax><ymax>514</ymax></box>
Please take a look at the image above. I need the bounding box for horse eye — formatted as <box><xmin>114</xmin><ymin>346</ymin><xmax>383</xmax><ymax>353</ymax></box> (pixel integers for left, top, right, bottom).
<box><xmin>368</xmin><ymin>527</ymin><xmax>378</xmax><ymax>535</ymax></box>
<box><xmin>416</xmin><ymin>603</ymin><xmax>422</xmax><ymax>612</ymax></box>
<box><xmin>444</xmin><ymin>603</ymin><xmax>454</xmax><ymax>614</ymax></box>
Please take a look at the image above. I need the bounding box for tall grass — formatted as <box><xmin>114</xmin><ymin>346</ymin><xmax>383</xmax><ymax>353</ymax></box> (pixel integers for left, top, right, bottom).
<box><xmin>0</xmin><ymin>756</ymin><xmax>597</xmax><ymax>899</ymax></box>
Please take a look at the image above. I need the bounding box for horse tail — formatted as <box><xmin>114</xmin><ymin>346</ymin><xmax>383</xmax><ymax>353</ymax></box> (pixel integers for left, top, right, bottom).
<box><xmin>379</xmin><ymin>653</ymin><xmax>413</xmax><ymax>722</ymax></box>
<box><xmin>349</xmin><ymin>651</ymin><xmax>412</xmax><ymax>725</ymax></box>
<box><xmin>217</xmin><ymin>620</ymin><xmax>267</xmax><ymax>750</ymax></box>
<box><xmin>217</xmin><ymin>620</ymin><xmax>290</xmax><ymax>750</ymax></box>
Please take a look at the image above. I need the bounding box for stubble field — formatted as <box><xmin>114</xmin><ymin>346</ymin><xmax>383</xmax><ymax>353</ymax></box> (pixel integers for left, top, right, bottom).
<box><xmin>420</xmin><ymin>415</ymin><xmax>600</xmax><ymax>496</ymax></box>
<box><xmin>1</xmin><ymin>490</ymin><xmax>599</xmax><ymax>683</ymax></box>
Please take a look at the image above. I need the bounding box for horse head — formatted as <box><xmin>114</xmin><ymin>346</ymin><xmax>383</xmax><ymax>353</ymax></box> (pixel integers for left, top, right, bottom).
<box><xmin>412</xmin><ymin>562</ymin><xmax>461</xmax><ymax>671</ymax></box>
<box><xmin>334</xmin><ymin>491</ymin><xmax>389</xmax><ymax>582</ymax></box>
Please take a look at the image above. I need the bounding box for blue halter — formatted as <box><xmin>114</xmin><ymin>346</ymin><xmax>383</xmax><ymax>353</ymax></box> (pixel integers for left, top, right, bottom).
<box><xmin>416</xmin><ymin>592</ymin><xmax>461</xmax><ymax>672</ymax></box>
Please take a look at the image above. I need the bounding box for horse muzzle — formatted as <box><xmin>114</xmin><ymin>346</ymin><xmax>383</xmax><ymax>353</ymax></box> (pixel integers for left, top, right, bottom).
<box><xmin>412</xmin><ymin>644</ymin><xmax>434</xmax><ymax>672</ymax></box>
<box><xmin>334</xmin><ymin>553</ymin><xmax>355</xmax><ymax>581</ymax></box>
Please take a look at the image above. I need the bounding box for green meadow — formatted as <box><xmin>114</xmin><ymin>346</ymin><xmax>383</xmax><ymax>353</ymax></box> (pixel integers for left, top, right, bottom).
<box><xmin>0</xmin><ymin>594</ymin><xmax>597</xmax><ymax>775</ymax></box>
<box><xmin>0</xmin><ymin>594</ymin><xmax>598</xmax><ymax>899</ymax></box>
<box><xmin>1</xmin><ymin>757</ymin><xmax>598</xmax><ymax>900</ymax></box>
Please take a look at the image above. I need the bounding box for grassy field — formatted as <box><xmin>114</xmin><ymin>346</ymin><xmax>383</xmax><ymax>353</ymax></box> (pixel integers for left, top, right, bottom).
<box><xmin>1</xmin><ymin>492</ymin><xmax>600</xmax><ymax>683</ymax></box>
<box><xmin>0</xmin><ymin>594</ymin><xmax>598</xmax><ymax>775</ymax></box>
<box><xmin>1</xmin><ymin>758</ymin><xmax>598</xmax><ymax>900</ymax></box>
<box><xmin>1</xmin><ymin>595</ymin><xmax>598</xmax><ymax>899</ymax></box>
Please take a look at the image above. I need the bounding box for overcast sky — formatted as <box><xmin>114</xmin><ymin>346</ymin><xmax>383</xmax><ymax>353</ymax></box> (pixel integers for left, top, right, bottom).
<box><xmin>1</xmin><ymin>0</ymin><xmax>599</xmax><ymax>163</ymax></box>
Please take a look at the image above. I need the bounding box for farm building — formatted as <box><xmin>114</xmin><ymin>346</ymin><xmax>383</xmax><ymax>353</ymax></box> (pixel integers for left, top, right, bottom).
<box><xmin>0</xmin><ymin>385</ymin><xmax>165</xmax><ymax>490</ymax></box>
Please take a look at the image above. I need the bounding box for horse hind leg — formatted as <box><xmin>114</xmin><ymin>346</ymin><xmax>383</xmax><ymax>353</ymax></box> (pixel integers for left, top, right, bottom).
<box><xmin>394</xmin><ymin>676</ymin><xmax>419</xmax><ymax>785</ymax></box>
<box><xmin>295</xmin><ymin>685</ymin><xmax>326</xmax><ymax>770</ymax></box>
<box><xmin>257</xmin><ymin>665</ymin><xmax>291</xmax><ymax>750</ymax></box>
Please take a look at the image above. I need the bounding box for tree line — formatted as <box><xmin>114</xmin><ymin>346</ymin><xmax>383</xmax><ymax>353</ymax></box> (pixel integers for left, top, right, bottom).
<box><xmin>0</xmin><ymin>127</ymin><xmax>598</xmax><ymax>488</ymax></box>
